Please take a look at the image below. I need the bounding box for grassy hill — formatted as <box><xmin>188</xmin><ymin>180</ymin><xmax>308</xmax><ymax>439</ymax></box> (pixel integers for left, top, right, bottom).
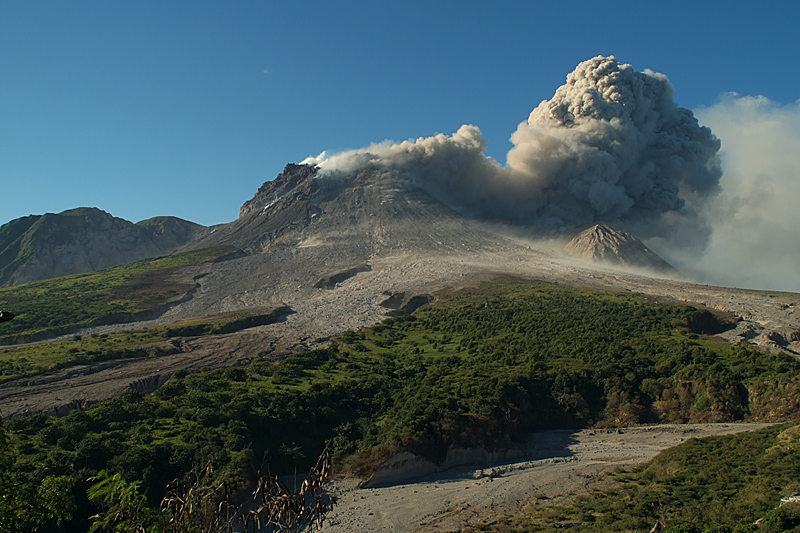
<box><xmin>4</xmin><ymin>279</ymin><xmax>800</xmax><ymax>531</ymax></box>
<box><xmin>0</xmin><ymin>246</ymin><xmax>237</xmax><ymax>345</ymax></box>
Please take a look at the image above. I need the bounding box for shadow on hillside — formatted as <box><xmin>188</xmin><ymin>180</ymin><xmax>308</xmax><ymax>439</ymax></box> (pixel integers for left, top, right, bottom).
<box><xmin>363</xmin><ymin>429</ymin><xmax>582</xmax><ymax>488</ymax></box>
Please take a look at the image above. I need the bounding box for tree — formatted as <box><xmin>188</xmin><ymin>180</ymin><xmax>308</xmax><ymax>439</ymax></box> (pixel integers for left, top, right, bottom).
<box><xmin>86</xmin><ymin>470</ymin><xmax>163</xmax><ymax>533</ymax></box>
<box><xmin>88</xmin><ymin>447</ymin><xmax>335</xmax><ymax>533</ymax></box>
<box><xmin>0</xmin><ymin>416</ymin><xmax>75</xmax><ymax>532</ymax></box>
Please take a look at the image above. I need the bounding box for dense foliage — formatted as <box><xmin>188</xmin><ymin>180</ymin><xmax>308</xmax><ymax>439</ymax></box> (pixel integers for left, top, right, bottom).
<box><xmin>4</xmin><ymin>280</ymin><xmax>800</xmax><ymax>531</ymax></box>
<box><xmin>513</xmin><ymin>422</ymin><xmax>800</xmax><ymax>532</ymax></box>
<box><xmin>0</xmin><ymin>246</ymin><xmax>237</xmax><ymax>344</ymax></box>
<box><xmin>0</xmin><ymin>417</ymin><xmax>75</xmax><ymax>532</ymax></box>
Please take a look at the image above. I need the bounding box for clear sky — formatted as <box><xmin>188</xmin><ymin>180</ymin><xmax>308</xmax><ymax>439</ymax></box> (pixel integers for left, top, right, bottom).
<box><xmin>2</xmin><ymin>1</ymin><xmax>799</xmax><ymax>227</ymax></box>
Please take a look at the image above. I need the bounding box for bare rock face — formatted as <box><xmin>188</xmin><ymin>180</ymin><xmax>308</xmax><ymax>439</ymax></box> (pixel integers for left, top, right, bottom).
<box><xmin>0</xmin><ymin>208</ymin><xmax>207</xmax><ymax>286</ymax></box>
<box><xmin>176</xmin><ymin>162</ymin><xmax>534</xmax><ymax>323</ymax></box>
<box><xmin>239</xmin><ymin>163</ymin><xmax>319</xmax><ymax>218</ymax></box>
<box><xmin>191</xmin><ymin>163</ymin><xmax>512</xmax><ymax>258</ymax></box>
<box><xmin>564</xmin><ymin>224</ymin><xmax>675</xmax><ymax>273</ymax></box>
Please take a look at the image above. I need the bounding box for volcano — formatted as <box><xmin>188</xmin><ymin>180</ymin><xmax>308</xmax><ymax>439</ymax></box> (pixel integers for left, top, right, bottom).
<box><xmin>192</xmin><ymin>163</ymin><xmax>515</xmax><ymax>256</ymax></box>
<box><xmin>563</xmin><ymin>224</ymin><xmax>675</xmax><ymax>273</ymax></box>
<box><xmin>1</xmin><ymin>162</ymin><xmax>798</xmax><ymax>421</ymax></box>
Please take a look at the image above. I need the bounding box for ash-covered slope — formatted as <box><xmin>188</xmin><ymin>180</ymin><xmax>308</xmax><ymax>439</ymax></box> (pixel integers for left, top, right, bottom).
<box><xmin>192</xmin><ymin>163</ymin><xmax>512</xmax><ymax>258</ymax></box>
<box><xmin>166</xmin><ymin>163</ymin><xmax>535</xmax><ymax>321</ymax></box>
<box><xmin>563</xmin><ymin>224</ymin><xmax>675</xmax><ymax>273</ymax></box>
<box><xmin>0</xmin><ymin>208</ymin><xmax>207</xmax><ymax>286</ymax></box>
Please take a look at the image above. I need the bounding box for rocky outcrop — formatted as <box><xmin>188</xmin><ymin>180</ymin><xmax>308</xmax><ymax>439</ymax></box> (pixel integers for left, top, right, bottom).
<box><xmin>380</xmin><ymin>292</ymin><xmax>434</xmax><ymax>316</ymax></box>
<box><xmin>0</xmin><ymin>208</ymin><xmax>206</xmax><ymax>286</ymax></box>
<box><xmin>239</xmin><ymin>163</ymin><xmax>319</xmax><ymax>218</ymax></box>
<box><xmin>564</xmin><ymin>224</ymin><xmax>675</xmax><ymax>273</ymax></box>
<box><xmin>190</xmin><ymin>164</ymin><xmax>324</xmax><ymax>254</ymax></box>
<box><xmin>127</xmin><ymin>374</ymin><xmax>170</xmax><ymax>394</ymax></box>
<box><xmin>731</xmin><ymin>320</ymin><xmax>800</xmax><ymax>355</ymax></box>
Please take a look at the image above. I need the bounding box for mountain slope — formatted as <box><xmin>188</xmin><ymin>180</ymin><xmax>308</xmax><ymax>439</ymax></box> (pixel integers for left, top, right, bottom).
<box><xmin>0</xmin><ymin>208</ymin><xmax>207</xmax><ymax>287</ymax></box>
<box><xmin>177</xmin><ymin>163</ymin><xmax>528</xmax><ymax>318</ymax></box>
<box><xmin>192</xmin><ymin>163</ymin><xmax>513</xmax><ymax>256</ymax></box>
<box><xmin>2</xmin><ymin>161</ymin><xmax>799</xmax><ymax>421</ymax></box>
<box><xmin>564</xmin><ymin>224</ymin><xmax>675</xmax><ymax>273</ymax></box>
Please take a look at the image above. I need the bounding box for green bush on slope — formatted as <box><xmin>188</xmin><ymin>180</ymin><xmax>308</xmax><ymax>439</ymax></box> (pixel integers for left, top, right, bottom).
<box><xmin>513</xmin><ymin>422</ymin><xmax>800</xmax><ymax>532</ymax></box>
<box><xmin>5</xmin><ymin>280</ymin><xmax>800</xmax><ymax>532</ymax></box>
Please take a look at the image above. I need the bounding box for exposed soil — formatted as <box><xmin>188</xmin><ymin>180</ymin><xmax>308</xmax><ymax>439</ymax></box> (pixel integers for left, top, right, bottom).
<box><xmin>319</xmin><ymin>423</ymin><xmax>773</xmax><ymax>533</ymax></box>
<box><xmin>1</xmin><ymin>244</ymin><xmax>798</xmax><ymax>418</ymax></box>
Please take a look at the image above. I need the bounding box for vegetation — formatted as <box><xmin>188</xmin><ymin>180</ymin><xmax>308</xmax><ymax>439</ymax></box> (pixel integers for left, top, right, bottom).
<box><xmin>4</xmin><ymin>280</ymin><xmax>800</xmax><ymax>531</ymax></box>
<box><xmin>0</xmin><ymin>246</ymin><xmax>237</xmax><ymax>345</ymax></box>
<box><xmin>511</xmin><ymin>422</ymin><xmax>800</xmax><ymax>532</ymax></box>
<box><xmin>0</xmin><ymin>307</ymin><xmax>288</xmax><ymax>383</ymax></box>
<box><xmin>0</xmin><ymin>417</ymin><xmax>75</xmax><ymax>532</ymax></box>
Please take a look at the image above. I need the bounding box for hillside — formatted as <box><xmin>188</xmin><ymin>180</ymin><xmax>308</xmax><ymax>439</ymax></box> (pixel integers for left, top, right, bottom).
<box><xmin>514</xmin><ymin>422</ymin><xmax>800</xmax><ymax>532</ymax></box>
<box><xmin>564</xmin><ymin>224</ymin><xmax>675</xmax><ymax>273</ymax></box>
<box><xmin>0</xmin><ymin>246</ymin><xmax>237</xmax><ymax>345</ymax></box>
<box><xmin>5</xmin><ymin>280</ymin><xmax>800</xmax><ymax>532</ymax></box>
<box><xmin>0</xmin><ymin>208</ymin><xmax>207</xmax><ymax>287</ymax></box>
<box><xmin>0</xmin><ymin>163</ymin><xmax>798</xmax><ymax>532</ymax></box>
<box><xmin>1</xmin><ymin>162</ymin><xmax>798</xmax><ymax>421</ymax></box>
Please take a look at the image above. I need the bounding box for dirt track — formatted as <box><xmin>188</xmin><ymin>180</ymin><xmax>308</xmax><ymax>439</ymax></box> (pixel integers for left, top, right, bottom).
<box><xmin>319</xmin><ymin>423</ymin><xmax>773</xmax><ymax>533</ymax></box>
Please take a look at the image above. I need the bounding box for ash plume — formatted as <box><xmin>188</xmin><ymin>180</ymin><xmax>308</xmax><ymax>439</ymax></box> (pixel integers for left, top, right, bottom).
<box><xmin>304</xmin><ymin>56</ymin><xmax>722</xmax><ymax>253</ymax></box>
<box><xmin>506</xmin><ymin>56</ymin><xmax>721</xmax><ymax>241</ymax></box>
<box><xmin>685</xmin><ymin>95</ymin><xmax>800</xmax><ymax>292</ymax></box>
<box><xmin>303</xmin><ymin>124</ymin><xmax>504</xmax><ymax>211</ymax></box>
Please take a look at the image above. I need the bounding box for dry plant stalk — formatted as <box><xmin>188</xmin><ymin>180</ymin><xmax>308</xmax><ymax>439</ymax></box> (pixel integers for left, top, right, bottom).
<box><xmin>244</xmin><ymin>446</ymin><xmax>335</xmax><ymax>532</ymax></box>
<box><xmin>160</xmin><ymin>447</ymin><xmax>335</xmax><ymax>533</ymax></box>
<box><xmin>160</xmin><ymin>464</ymin><xmax>239</xmax><ymax>533</ymax></box>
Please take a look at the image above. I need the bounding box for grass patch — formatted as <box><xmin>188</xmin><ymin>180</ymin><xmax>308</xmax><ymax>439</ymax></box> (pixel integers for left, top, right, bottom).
<box><xmin>0</xmin><ymin>307</ymin><xmax>288</xmax><ymax>383</ymax></box>
<box><xmin>0</xmin><ymin>246</ymin><xmax>237</xmax><ymax>345</ymax></box>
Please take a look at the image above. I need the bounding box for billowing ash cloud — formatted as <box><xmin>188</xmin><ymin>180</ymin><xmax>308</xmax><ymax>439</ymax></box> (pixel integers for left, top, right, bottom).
<box><xmin>506</xmin><ymin>56</ymin><xmax>722</xmax><ymax>239</ymax></box>
<box><xmin>304</xmin><ymin>56</ymin><xmax>723</xmax><ymax>252</ymax></box>
<box><xmin>680</xmin><ymin>95</ymin><xmax>800</xmax><ymax>292</ymax></box>
<box><xmin>302</xmin><ymin>124</ymin><xmax>504</xmax><ymax>212</ymax></box>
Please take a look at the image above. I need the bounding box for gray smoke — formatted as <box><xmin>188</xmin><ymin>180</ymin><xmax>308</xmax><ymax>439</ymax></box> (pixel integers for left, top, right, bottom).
<box><xmin>304</xmin><ymin>56</ymin><xmax>723</xmax><ymax>252</ymax></box>
<box><xmin>302</xmin><ymin>125</ymin><xmax>503</xmax><ymax>211</ymax></box>
<box><xmin>506</xmin><ymin>56</ymin><xmax>722</xmax><ymax>241</ymax></box>
<box><xmin>683</xmin><ymin>94</ymin><xmax>800</xmax><ymax>292</ymax></box>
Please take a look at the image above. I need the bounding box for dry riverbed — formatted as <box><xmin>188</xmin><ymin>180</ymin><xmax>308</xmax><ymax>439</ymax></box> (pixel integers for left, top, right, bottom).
<box><xmin>319</xmin><ymin>423</ymin><xmax>772</xmax><ymax>533</ymax></box>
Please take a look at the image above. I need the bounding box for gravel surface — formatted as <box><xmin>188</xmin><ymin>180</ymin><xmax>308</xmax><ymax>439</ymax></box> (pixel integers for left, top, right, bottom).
<box><xmin>319</xmin><ymin>423</ymin><xmax>773</xmax><ymax>533</ymax></box>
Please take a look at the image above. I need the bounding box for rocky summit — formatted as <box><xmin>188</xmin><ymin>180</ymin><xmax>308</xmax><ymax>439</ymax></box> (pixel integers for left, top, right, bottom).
<box><xmin>0</xmin><ymin>207</ymin><xmax>208</xmax><ymax>287</ymax></box>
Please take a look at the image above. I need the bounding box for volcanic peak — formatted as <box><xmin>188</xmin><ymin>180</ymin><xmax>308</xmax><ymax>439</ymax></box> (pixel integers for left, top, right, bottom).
<box><xmin>564</xmin><ymin>224</ymin><xmax>675</xmax><ymax>273</ymax></box>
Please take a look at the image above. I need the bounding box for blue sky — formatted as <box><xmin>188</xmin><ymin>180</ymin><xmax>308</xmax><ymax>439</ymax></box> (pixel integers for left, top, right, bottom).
<box><xmin>2</xmin><ymin>1</ymin><xmax>799</xmax><ymax>227</ymax></box>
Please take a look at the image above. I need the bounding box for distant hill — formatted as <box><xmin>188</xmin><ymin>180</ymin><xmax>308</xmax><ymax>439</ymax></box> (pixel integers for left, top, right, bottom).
<box><xmin>564</xmin><ymin>224</ymin><xmax>675</xmax><ymax>273</ymax></box>
<box><xmin>0</xmin><ymin>208</ymin><xmax>207</xmax><ymax>287</ymax></box>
